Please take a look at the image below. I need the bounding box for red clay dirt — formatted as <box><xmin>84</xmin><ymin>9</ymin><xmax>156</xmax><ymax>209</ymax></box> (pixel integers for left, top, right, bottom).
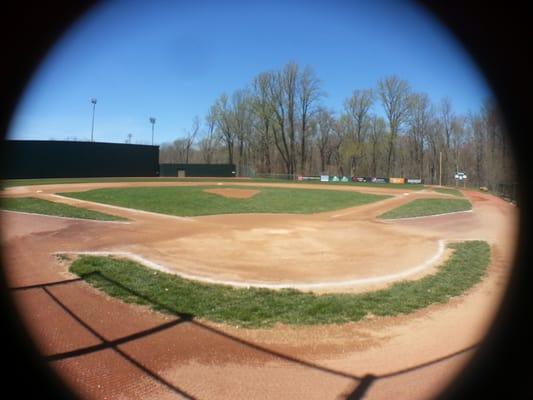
<box><xmin>0</xmin><ymin>181</ymin><xmax>518</xmax><ymax>399</ymax></box>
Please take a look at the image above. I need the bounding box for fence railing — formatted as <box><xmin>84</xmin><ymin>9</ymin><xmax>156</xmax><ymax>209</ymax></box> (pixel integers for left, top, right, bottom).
<box><xmin>495</xmin><ymin>182</ymin><xmax>519</xmax><ymax>205</ymax></box>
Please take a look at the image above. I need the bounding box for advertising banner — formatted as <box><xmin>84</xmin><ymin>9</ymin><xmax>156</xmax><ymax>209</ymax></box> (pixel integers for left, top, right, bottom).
<box><xmin>406</xmin><ymin>178</ymin><xmax>422</xmax><ymax>184</ymax></box>
<box><xmin>320</xmin><ymin>175</ymin><xmax>329</xmax><ymax>182</ymax></box>
<box><xmin>389</xmin><ymin>177</ymin><xmax>406</xmax><ymax>184</ymax></box>
<box><xmin>352</xmin><ymin>176</ymin><xmax>372</xmax><ymax>183</ymax></box>
<box><xmin>371</xmin><ymin>177</ymin><xmax>388</xmax><ymax>183</ymax></box>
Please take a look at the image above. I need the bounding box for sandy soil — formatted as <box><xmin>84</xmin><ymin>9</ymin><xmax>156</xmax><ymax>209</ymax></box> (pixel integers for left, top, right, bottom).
<box><xmin>0</xmin><ymin>181</ymin><xmax>519</xmax><ymax>399</ymax></box>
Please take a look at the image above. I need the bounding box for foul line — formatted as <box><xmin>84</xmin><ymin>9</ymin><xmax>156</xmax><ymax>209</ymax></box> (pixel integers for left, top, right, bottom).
<box><xmin>0</xmin><ymin>209</ymin><xmax>131</xmax><ymax>224</ymax></box>
<box><xmin>379</xmin><ymin>209</ymin><xmax>473</xmax><ymax>222</ymax></box>
<box><xmin>53</xmin><ymin>239</ymin><xmax>473</xmax><ymax>291</ymax></box>
<box><xmin>48</xmin><ymin>194</ymin><xmax>195</xmax><ymax>222</ymax></box>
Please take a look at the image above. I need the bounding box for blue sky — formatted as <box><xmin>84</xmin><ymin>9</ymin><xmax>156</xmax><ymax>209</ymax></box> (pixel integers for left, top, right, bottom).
<box><xmin>8</xmin><ymin>0</ymin><xmax>492</xmax><ymax>145</ymax></box>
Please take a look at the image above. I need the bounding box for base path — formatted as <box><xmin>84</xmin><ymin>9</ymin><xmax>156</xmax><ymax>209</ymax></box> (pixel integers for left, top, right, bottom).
<box><xmin>0</xmin><ymin>181</ymin><xmax>518</xmax><ymax>399</ymax></box>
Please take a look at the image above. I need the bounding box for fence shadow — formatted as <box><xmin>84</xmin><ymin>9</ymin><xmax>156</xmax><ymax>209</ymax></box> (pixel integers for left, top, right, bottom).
<box><xmin>11</xmin><ymin>273</ymin><xmax>479</xmax><ymax>399</ymax></box>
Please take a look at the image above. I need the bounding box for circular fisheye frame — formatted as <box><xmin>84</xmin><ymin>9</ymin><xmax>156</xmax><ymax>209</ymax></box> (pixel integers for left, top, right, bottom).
<box><xmin>0</xmin><ymin>1</ymin><xmax>528</xmax><ymax>399</ymax></box>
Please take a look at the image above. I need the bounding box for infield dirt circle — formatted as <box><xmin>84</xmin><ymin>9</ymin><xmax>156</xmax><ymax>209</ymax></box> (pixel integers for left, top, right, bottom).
<box><xmin>0</xmin><ymin>180</ymin><xmax>518</xmax><ymax>399</ymax></box>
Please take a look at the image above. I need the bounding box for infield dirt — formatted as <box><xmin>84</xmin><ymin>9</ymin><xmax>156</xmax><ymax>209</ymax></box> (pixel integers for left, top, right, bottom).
<box><xmin>0</xmin><ymin>181</ymin><xmax>518</xmax><ymax>399</ymax></box>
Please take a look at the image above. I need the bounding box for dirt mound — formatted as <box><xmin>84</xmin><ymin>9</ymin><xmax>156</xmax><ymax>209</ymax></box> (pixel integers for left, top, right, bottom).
<box><xmin>204</xmin><ymin>188</ymin><xmax>260</xmax><ymax>199</ymax></box>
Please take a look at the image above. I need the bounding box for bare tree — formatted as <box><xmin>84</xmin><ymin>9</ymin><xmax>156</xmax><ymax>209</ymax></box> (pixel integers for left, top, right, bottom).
<box><xmin>265</xmin><ymin>65</ymin><xmax>298</xmax><ymax>175</ymax></box>
<box><xmin>183</xmin><ymin>116</ymin><xmax>200</xmax><ymax>164</ymax></box>
<box><xmin>439</xmin><ymin>98</ymin><xmax>454</xmax><ymax>184</ymax></box>
<box><xmin>251</xmin><ymin>72</ymin><xmax>276</xmax><ymax>173</ymax></box>
<box><xmin>451</xmin><ymin>115</ymin><xmax>467</xmax><ymax>175</ymax></box>
<box><xmin>343</xmin><ymin>89</ymin><xmax>374</xmax><ymax>175</ymax></box>
<box><xmin>314</xmin><ymin>107</ymin><xmax>336</xmax><ymax>172</ymax></box>
<box><xmin>378</xmin><ymin>75</ymin><xmax>411</xmax><ymax>176</ymax></box>
<box><xmin>193</xmin><ymin>69</ymin><xmax>512</xmax><ymax>189</ymax></box>
<box><xmin>368</xmin><ymin>115</ymin><xmax>386</xmax><ymax>176</ymax></box>
<box><xmin>425</xmin><ymin>119</ymin><xmax>444</xmax><ymax>184</ymax></box>
<box><xmin>469</xmin><ymin>112</ymin><xmax>486</xmax><ymax>186</ymax></box>
<box><xmin>198</xmin><ymin>111</ymin><xmax>219</xmax><ymax>164</ymax></box>
<box><xmin>231</xmin><ymin>89</ymin><xmax>253</xmax><ymax>175</ymax></box>
<box><xmin>298</xmin><ymin>66</ymin><xmax>322</xmax><ymax>174</ymax></box>
<box><xmin>211</xmin><ymin>94</ymin><xmax>235</xmax><ymax>164</ymax></box>
<box><xmin>406</xmin><ymin>92</ymin><xmax>432</xmax><ymax>178</ymax></box>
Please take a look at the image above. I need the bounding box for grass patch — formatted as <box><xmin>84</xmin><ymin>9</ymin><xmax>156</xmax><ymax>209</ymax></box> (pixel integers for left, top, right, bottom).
<box><xmin>60</xmin><ymin>186</ymin><xmax>390</xmax><ymax>216</ymax></box>
<box><xmin>0</xmin><ymin>197</ymin><xmax>126</xmax><ymax>221</ymax></box>
<box><xmin>433</xmin><ymin>187</ymin><xmax>464</xmax><ymax>197</ymax></box>
<box><xmin>69</xmin><ymin>241</ymin><xmax>490</xmax><ymax>327</ymax></box>
<box><xmin>379</xmin><ymin>198</ymin><xmax>472</xmax><ymax>219</ymax></box>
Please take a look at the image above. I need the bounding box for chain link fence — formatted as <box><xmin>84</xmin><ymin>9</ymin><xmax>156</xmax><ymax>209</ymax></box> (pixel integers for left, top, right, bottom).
<box><xmin>494</xmin><ymin>182</ymin><xmax>519</xmax><ymax>206</ymax></box>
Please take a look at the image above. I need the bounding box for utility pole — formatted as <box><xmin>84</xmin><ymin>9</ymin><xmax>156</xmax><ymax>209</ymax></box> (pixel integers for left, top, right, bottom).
<box><xmin>149</xmin><ymin>117</ymin><xmax>156</xmax><ymax>145</ymax></box>
<box><xmin>90</xmin><ymin>98</ymin><xmax>97</xmax><ymax>142</ymax></box>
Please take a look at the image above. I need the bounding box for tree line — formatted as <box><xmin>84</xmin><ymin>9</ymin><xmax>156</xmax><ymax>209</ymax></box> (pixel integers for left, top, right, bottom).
<box><xmin>159</xmin><ymin>62</ymin><xmax>514</xmax><ymax>188</ymax></box>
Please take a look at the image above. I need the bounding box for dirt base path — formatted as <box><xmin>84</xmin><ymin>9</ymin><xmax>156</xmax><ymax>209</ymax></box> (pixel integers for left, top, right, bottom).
<box><xmin>0</xmin><ymin>182</ymin><xmax>518</xmax><ymax>399</ymax></box>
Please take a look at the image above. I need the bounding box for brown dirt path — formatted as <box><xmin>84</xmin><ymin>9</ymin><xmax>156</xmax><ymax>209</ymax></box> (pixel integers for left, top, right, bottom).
<box><xmin>0</xmin><ymin>182</ymin><xmax>518</xmax><ymax>399</ymax></box>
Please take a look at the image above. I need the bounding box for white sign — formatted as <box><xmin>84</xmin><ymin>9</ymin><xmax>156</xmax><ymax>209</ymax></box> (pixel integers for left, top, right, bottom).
<box><xmin>320</xmin><ymin>175</ymin><xmax>329</xmax><ymax>182</ymax></box>
<box><xmin>455</xmin><ymin>172</ymin><xmax>467</xmax><ymax>180</ymax></box>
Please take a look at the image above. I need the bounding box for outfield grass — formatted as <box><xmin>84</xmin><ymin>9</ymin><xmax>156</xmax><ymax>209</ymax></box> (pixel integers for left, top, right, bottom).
<box><xmin>379</xmin><ymin>198</ymin><xmax>472</xmax><ymax>219</ymax></box>
<box><xmin>0</xmin><ymin>197</ymin><xmax>126</xmax><ymax>221</ymax></box>
<box><xmin>1</xmin><ymin>177</ymin><xmax>425</xmax><ymax>190</ymax></box>
<box><xmin>69</xmin><ymin>241</ymin><xmax>490</xmax><ymax>327</ymax></box>
<box><xmin>432</xmin><ymin>187</ymin><xmax>464</xmax><ymax>197</ymax></box>
<box><xmin>60</xmin><ymin>186</ymin><xmax>390</xmax><ymax>216</ymax></box>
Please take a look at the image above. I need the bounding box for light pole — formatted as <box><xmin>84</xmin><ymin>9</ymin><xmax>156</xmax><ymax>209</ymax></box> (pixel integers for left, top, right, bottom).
<box><xmin>90</xmin><ymin>98</ymin><xmax>97</xmax><ymax>142</ymax></box>
<box><xmin>149</xmin><ymin>117</ymin><xmax>156</xmax><ymax>145</ymax></box>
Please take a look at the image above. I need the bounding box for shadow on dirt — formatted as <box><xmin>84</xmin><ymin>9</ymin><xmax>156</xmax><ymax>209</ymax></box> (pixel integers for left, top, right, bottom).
<box><xmin>11</xmin><ymin>274</ymin><xmax>478</xmax><ymax>399</ymax></box>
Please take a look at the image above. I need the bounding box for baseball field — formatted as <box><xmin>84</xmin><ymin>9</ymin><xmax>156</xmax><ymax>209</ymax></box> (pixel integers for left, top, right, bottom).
<box><xmin>0</xmin><ymin>178</ymin><xmax>518</xmax><ymax>399</ymax></box>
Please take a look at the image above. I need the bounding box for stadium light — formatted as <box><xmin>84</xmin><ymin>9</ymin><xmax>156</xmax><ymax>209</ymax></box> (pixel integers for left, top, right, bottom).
<box><xmin>90</xmin><ymin>98</ymin><xmax>97</xmax><ymax>142</ymax></box>
<box><xmin>149</xmin><ymin>117</ymin><xmax>156</xmax><ymax>145</ymax></box>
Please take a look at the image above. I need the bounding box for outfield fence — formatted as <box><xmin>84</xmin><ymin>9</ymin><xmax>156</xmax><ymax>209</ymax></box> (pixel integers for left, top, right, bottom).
<box><xmin>494</xmin><ymin>182</ymin><xmax>519</xmax><ymax>205</ymax></box>
<box><xmin>248</xmin><ymin>172</ymin><xmax>297</xmax><ymax>181</ymax></box>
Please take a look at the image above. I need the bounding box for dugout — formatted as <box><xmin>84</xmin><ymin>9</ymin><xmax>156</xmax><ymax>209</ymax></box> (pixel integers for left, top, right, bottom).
<box><xmin>159</xmin><ymin>163</ymin><xmax>236</xmax><ymax>177</ymax></box>
<box><xmin>1</xmin><ymin>140</ymin><xmax>159</xmax><ymax>179</ymax></box>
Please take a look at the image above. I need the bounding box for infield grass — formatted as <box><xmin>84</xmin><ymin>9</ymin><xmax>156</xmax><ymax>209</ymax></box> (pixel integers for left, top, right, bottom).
<box><xmin>60</xmin><ymin>185</ymin><xmax>390</xmax><ymax>216</ymax></box>
<box><xmin>69</xmin><ymin>241</ymin><xmax>491</xmax><ymax>327</ymax></box>
<box><xmin>0</xmin><ymin>197</ymin><xmax>126</xmax><ymax>221</ymax></box>
<box><xmin>379</xmin><ymin>198</ymin><xmax>472</xmax><ymax>219</ymax></box>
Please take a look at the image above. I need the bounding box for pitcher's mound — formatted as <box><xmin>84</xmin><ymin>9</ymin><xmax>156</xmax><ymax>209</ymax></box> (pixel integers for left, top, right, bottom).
<box><xmin>204</xmin><ymin>188</ymin><xmax>260</xmax><ymax>199</ymax></box>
